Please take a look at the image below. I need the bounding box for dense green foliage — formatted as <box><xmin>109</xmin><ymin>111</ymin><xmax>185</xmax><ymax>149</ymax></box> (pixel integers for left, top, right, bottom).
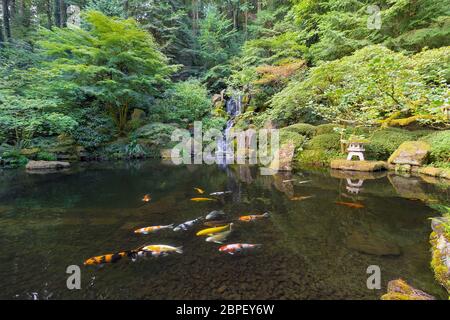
<box><xmin>0</xmin><ymin>1</ymin><xmax>448</xmax><ymax>167</ymax></box>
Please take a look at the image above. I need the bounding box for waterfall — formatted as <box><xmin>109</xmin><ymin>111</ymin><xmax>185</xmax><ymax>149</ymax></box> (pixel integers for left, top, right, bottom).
<box><xmin>216</xmin><ymin>94</ymin><xmax>242</xmax><ymax>161</ymax></box>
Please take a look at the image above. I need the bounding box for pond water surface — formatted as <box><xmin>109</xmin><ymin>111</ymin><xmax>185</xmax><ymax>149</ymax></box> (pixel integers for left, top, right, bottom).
<box><xmin>0</xmin><ymin>160</ymin><xmax>448</xmax><ymax>300</ymax></box>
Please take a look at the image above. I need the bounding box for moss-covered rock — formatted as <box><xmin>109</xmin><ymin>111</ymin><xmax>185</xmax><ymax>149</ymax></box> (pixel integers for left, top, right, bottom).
<box><xmin>381</xmin><ymin>279</ymin><xmax>435</xmax><ymax>300</ymax></box>
<box><xmin>388</xmin><ymin>141</ymin><xmax>431</xmax><ymax>166</ymax></box>
<box><xmin>330</xmin><ymin>159</ymin><xmax>387</xmax><ymax>172</ymax></box>
<box><xmin>430</xmin><ymin>216</ymin><xmax>450</xmax><ymax>295</ymax></box>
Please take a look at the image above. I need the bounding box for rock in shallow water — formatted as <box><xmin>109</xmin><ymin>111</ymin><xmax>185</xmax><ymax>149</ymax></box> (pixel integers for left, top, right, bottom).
<box><xmin>26</xmin><ymin>160</ymin><xmax>70</xmax><ymax>171</ymax></box>
<box><xmin>388</xmin><ymin>141</ymin><xmax>430</xmax><ymax>166</ymax></box>
<box><xmin>346</xmin><ymin>232</ymin><xmax>401</xmax><ymax>256</ymax></box>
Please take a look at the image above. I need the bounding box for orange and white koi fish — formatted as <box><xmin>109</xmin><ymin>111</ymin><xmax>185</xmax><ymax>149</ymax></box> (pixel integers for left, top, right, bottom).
<box><xmin>335</xmin><ymin>201</ymin><xmax>364</xmax><ymax>209</ymax></box>
<box><xmin>239</xmin><ymin>212</ymin><xmax>270</xmax><ymax>222</ymax></box>
<box><xmin>219</xmin><ymin>244</ymin><xmax>262</xmax><ymax>255</ymax></box>
<box><xmin>194</xmin><ymin>188</ymin><xmax>205</xmax><ymax>194</ymax></box>
<box><xmin>134</xmin><ymin>224</ymin><xmax>174</xmax><ymax>234</ymax></box>
<box><xmin>290</xmin><ymin>196</ymin><xmax>314</xmax><ymax>201</ymax></box>
<box><xmin>191</xmin><ymin>197</ymin><xmax>217</xmax><ymax>202</ymax></box>
<box><xmin>142</xmin><ymin>194</ymin><xmax>151</xmax><ymax>202</ymax></box>
<box><xmin>196</xmin><ymin>223</ymin><xmax>232</xmax><ymax>236</ymax></box>
<box><xmin>84</xmin><ymin>251</ymin><xmax>130</xmax><ymax>266</ymax></box>
<box><xmin>142</xmin><ymin>245</ymin><xmax>183</xmax><ymax>256</ymax></box>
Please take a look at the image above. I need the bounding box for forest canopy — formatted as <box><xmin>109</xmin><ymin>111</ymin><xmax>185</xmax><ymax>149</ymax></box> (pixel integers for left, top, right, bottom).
<box><xmin>0</xmin><ymin>0</ymin><xmax>449</xmax><ymax>165</ymax></box>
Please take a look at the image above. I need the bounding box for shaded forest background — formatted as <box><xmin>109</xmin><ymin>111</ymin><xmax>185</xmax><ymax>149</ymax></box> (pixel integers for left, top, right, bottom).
<box><xmin>0</xmin><ymin>0</ymin><xmax>449</xmax><ymax>166</ymax></box>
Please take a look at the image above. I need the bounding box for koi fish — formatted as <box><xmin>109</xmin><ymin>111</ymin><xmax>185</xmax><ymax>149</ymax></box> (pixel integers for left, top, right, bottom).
<box><xmin>239</xmin><ymin>212</ymin><xmax>270</xmax><ymax>222</ymax></box>
<box><xmin>335</xmin><ymin>201</ymin><xmax>364</xmax><ymax>209</ymax></box>
<box><xmin>134</xmin><ymin>224</ymin><xmax>174</xmax><ymax>234</ymax></box>
<box><xmin>142</xmin><ymin>245</ymin><xmax>183</xmax><ymax>255</ymax></box>
<box><xmin>219</xmin><ymin>244</ymin><xmax>262</xmax><ymax>255</ymax></box>
<box><xmin>84</xmin><ymin>251</ymin><xmax>130</xmax><ymax>266</ymax></box>
<box><xmin>196</xmin><ymin>223</ymin><xmax>232</xmax><ymax>236</ymax></box>
<box><xmin>206</xmin><ymin>228</ymin><xmax>233</xmax><ymax>244</ymax></box>
<box><xmin>283</xmin><ymin>179</ymin><xmax>296</xmax><ymax>183</ymax></box>
<box><xmin>191</xmin><ymin>197</ymin><xmax>217</xmax><ymax>202</ymax></box>
<box><xmin>205</xmin><ymin>210</ymin><xmax>225</xmax><ymax>220</ymax></box>
<box><xmin>194</xmin><ymin>188</ymin><xmax>205</xmax><ymax>194</ymax></box>
<box><xmin>203</xmin><ymin>219</ymin><xmax>233</xmax><ymax>227</ymax></box>
<box><xmin>142</xmin><ymin>194</ymin><xmax>151</xmax><ymax>202</ymax></box>
<box><xmin>290</xmin><ymin>196</ymin><xmax>314</xmax><ymax>201</ymax></box>
<box><xmin>298</xmin><ymin>180</ymin><xmax>312</xmax><ymax>184</ymax></box>
<box><xmin>210</xmin><ymin>191</ymin><xmax>232</xmax><ymax>196</ymax></box>
<box><xmin>174</xmin><ymin>217</ymin><xmax>203</xmax><ymax>232</ymax></box>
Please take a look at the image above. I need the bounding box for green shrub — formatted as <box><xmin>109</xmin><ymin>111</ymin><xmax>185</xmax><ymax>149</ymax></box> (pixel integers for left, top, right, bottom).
<box><xmin>315</xmin><ymin>124</ymin><xmax>343</xmax><ymax>136</ymax></box>
<box><xmin>36</xmin><ymin>152</ymin><xmax>57</xmax><ymax>161</ymax></box>
<box><xmin>421</xmin><ymin>131</ymin><xmax>450</xmax><ymax>164</ymax></box>
<box><xmin>296</xmin><ymin>150</ymin><xmax>343</xmax><ymax>167</ymax></box>
<box><xmin>134</xmin><ymin>123</ymin><xmax>179</xmax><ymax>149</ymax></box>
<box><xmin>307</xmin><ymin>133</ymin><xmax>341</xmax><ymax>152</ymax></box>
<box><xmin>365</xmin><ymin>128</ymin><xmax>419</xmax><ymax>160</ymax></box>
<box><xmin>283</xmin><ymin>123</ymin><xmax>317</xmax><ymax>138</ymax></box>
<box><xmin>279</xmin><ymin>130</ymin><xmax>307</xmax><ymax>152</ymax></box>
<box><xmin>0</xmin><ymin>149</ymin><xmax>29</xmax><ymax>168</ymax></box>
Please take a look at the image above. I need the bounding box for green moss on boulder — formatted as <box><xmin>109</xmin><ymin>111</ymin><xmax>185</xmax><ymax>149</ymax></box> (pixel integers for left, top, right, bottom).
<box><xmin>388</xmin><ymin>141</ymin><xmax>431</xmax><ymax>166</ymax></box>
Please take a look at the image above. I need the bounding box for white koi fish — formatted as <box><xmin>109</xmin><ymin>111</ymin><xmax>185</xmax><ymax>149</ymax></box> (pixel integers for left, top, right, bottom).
<box><xmin>174</xmin><ymin>217</ymin><xmax>203</xmax><ymax>232</ymax></box>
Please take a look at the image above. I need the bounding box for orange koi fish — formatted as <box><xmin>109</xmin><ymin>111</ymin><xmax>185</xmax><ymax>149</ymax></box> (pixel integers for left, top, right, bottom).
<box><xmin>239</xmin><ymin>212</ymin><xmax>270</xmax><ymax>222</ymax></box>
<box><xmin>219</xmin><ymin>244</ymin><xmax>262</xmax><ymax>255</ymax></box>
<box><xmin>190</xmin><ymin>197</ymin><xmax>217</xmax><ymax>202</ymax></box>
<box><xmin>290</xmin><ymin>196</ymin><xmax>314</xmax><ymax>201</ymax></box>
<box><xmin>194</xmin><ymin>188</ymin><xmax>205</xmax><ymax>194</ymax></box>
<box><xmin>335</xmin><ymin>201</ymin><xmax>364</xmax><ymax>209</ymax></box>
<box><xmin>134</xmin><ymin>224</ymin><xmax>174</xmax><ymax>235</ymax></box>
<box><xmin>84</xmin><ymin>251</ymin><xmax>130</xmax><ymax>266</ymax></box>
<box><xmin>142</xmin><ymin>194</ymin><xmax>151</xmax><ymax>202</ymax></box>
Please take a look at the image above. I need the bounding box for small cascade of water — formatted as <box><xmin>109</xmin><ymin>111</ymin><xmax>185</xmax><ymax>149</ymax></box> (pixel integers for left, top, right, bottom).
<box><xmin>216</xmin><ymin>94</ymin><xmax>243</xmax><ymax>161</ymax></box>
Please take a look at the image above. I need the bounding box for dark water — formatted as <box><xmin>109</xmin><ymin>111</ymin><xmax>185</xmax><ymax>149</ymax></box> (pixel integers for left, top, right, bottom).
<box><xmin>0</xmin><ymin>160</ymin><xmax>448</xmax><ymax>300</ymax></box>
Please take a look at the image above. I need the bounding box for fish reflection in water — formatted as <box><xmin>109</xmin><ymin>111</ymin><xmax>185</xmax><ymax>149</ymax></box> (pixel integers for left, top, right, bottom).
<box><xmin>205</xmin><ymin>210</ymin><xmax>226</xmax><ymax>220</ymax></box>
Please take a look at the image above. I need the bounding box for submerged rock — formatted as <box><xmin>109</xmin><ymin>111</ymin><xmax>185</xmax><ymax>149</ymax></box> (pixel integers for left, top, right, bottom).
<box><xmin>381</xmin><ymin>279</ymin><xmax>435</xmax><ymax>300</ymax></box>
<box><xmin>346</xmin><ymin>231</ymin><xmax>401</xmax><ymax>256</ymax></box>
<box><xmin>26</xmin><ymin>161</ymin><xmax>70</xmax><ymax>171</ymax></box>
<box><xmin>330</xmin><ymin>159</ymin><xmax>387</xmax><ymax>172</ymax></box>
<box><xmin>388</xmin><ymin>141</ymin><xmax>430</xmax><ymax>166</ymax></box>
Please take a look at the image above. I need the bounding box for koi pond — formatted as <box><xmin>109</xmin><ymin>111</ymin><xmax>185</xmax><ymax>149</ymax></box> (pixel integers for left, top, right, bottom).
<box><xmin>0</xmin><ymin>160</ymin><xmax>448</xmax><ymax>300</ymax></box>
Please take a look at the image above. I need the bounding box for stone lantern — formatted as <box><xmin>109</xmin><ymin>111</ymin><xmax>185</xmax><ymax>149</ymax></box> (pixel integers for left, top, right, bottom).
<box><xmin>441</xmin><ymin>104</ymin><xmax>450</xmax><ymax>119</ymax></box>
<box><xmin>347</xmin><ymin>140</ymin><xmax>367</xmax><ymax>161</ymax></box>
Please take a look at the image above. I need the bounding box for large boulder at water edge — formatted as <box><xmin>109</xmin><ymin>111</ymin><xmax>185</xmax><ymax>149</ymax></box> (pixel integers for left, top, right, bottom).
<box><xmin>381</xmin><ymin>279</ymin><xmax>435</xmax><ymax>300</ymax></box>
<box><xmin>388</xmin><ymin>141</ymin><xmax>430</xmax><ymax>166</ymax></box>
<box><xmin>26</xmin><ymin>160</ymin><xmax>70</xmax><ymax>171</ymax></box>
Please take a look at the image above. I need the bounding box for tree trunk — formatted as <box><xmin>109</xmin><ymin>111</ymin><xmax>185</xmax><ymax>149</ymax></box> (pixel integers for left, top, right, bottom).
<box><xmin>10</xmin><ymin>0</ymin><xmax>15</xmax><ymax>17</ymax></box>
<box><xmin>53</xmin><ymin>0</ymin><xmax>60</xmax><ymax>27</ymax></box>
<box><xmin>123</xmin><ymin>0</ymin><xmax>129</xmax><ymax>18</ymax></box>
<box><xmin>60</xmin><ymin>0</ymin><xmax>67</xmax><ymax>27</ymax></box>
<box><xmin>2</xmin><ymin>0</ymin><xmax>11</xmax><ymax>41</ymax></box>
<box><xmin>45</xmin><ymin>0</ymin><xmax>52</xmax><ymax>28</ymax></box>
<box><xmin>0</xmin><ymin>10</ymin><xmax>4</xmax><ymax>45</ymax></box>
<box><xmin>257</xmin><ymin>1</ymin><xmax>262</xmax><ymax>13</ymax></box>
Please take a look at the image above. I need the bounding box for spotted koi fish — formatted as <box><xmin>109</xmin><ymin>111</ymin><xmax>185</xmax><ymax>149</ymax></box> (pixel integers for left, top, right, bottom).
<box><xmin>134</xmin><ymin>224</ymin><xmax>174</xmax><ymax>234</ymax></box>
<box><xmin>174</xmin><ymin>217</ymin><xmax>203</xmax><ymax>232</ymax></box>
<box><xmin>84</xmin><ymin>251</ymin><xmax>130</xmax><ymax>266</ymax></box>
<box><xmin>335</xmin><ymin>201</ymin><xmax>364</xmax><ymax>209</ymax></box>
<box><xmin>142</xmin><ymin>194</ymin><xmax>151</xmax><ymax>202</ymax></box>
<box><xmin>239</xmin><ymin>212</ymin><xmax>270</xmax><ymax>222</ymax></box>
<box><xmin>142</xmin><ymin>245</ymin><xmax>183</xmax><ymax>255</ymax></box>
<box><xmin>219</xmin><ymin>244</ymin><xmax>262</xmax><ymax>255</ymax></box>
